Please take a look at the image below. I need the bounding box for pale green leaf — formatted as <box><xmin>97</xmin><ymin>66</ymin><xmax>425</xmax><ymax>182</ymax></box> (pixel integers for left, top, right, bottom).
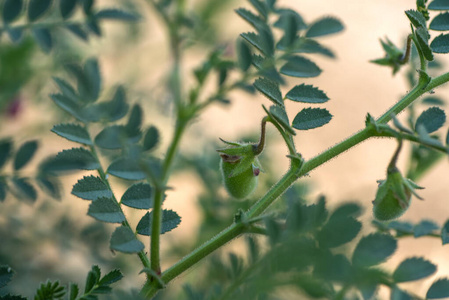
<box><xmin>71</xmin><ymin>175</ymin><xmax>112</xmax><ymax>200</ymax></box>
<box><xmin>305</xmin><ymin>16</ymin><xmax>344</xmax><ymax>38</ymax></box>
<box><xmin>88</xmin><ymin>197</ymin><xmax>125</xmax><ymax>223</ymax></box>
<box><xmin>51</xmin><ymin>123</ymin><xmax>92</xmax><ymax>145</ymax></box>
<box><xmin>280</xmin><ymin>56</ymin><xmax>321</xmax><ymax>78</ymax></box>
<box><xmin>286</xmin><ymin>84</ymin><xmax>329</xmax><ymax>103</ymax></box>
<box><xmin>292</xmin><ymin>107</ymin><xmax>332</xmax><ymax>130</ymax></box>
<box><xmin>110</xmin><ymin>226</ymin><xmax>145</xmax><ymax>253</ymax></box>
<box><xmin>121</xmin><ymin>183</ymin><xmax>152</xmax><ymax>209</ymax></box>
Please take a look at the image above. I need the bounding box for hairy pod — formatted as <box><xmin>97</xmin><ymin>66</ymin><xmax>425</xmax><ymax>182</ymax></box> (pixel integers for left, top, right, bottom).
<box><xmin>220</xmin><ymin>155</ymin><xmax>260</xmax><ymax>199</ymax></box>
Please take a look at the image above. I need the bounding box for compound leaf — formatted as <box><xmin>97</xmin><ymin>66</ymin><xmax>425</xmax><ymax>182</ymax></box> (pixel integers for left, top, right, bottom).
<box><xmin>352</xmin><ymin>233</ymin><xmax>397</xmax><ymax>267</ymax></box>
<box><xmin>286</xmin><ymin>84</ymin><xmax>329</xmax><ymax>103</ymax></box>
<box><xmin>305</xmin><ymin>16</ymin><xmax>344</xmax><ymax>38</ymax></box>
<box><xmin>3</xmin><ymin>0</ymin><xmax>24</xmax><ymax>23</ymax></box>
<box><xmin>292</xmin><ymin>107</ymin><xmax>332</xmax><ymax>130</ymax></box>
<box><xmin>393</xmin><ymin>257</ymin><xmax>437</xmax><ymax>282</ymax></box>
<box><xmin>415</xmin><ymin>107</ymin><xmax>446</xmax><ymax>133</ymax></box>
<box><xmin>88</xmin><ymin>197</ymin><xmax>125</xmax><ymax>223</ymax></box>
<box><xmin>72</xmin><ymin>175</ymin><xmax>112</xmax><ymax>200</ymax></box>
<box><xmin>14</xmin><ymin>140</ymin><xmax>38</xmax><ymax>171</ymax></box>
<box><xmin>426</xmin><ymin>278</ymin><xmax>449</xmax><ymax>299</ymax></box>
<box><xmin>110</xmin><ymin>226</ymin><xmax>144</xmax><ymax>253</ymax></box>
<box><xmin>431</xmin><ymin>34</ymin><xmax>449</xmax><ymax>53</ymax></box>
<box><xmin>28</xmin><ymin>0</ymin><xmax>52</xmax><ymax>22</ymax></box>
<box><xmin>280</xmin><ymin>56</ymin><xmax>321</xmax><ymax>78</ymax></box>
<box><xmin>136</xmin><ymin>210</ymin><xmax>181</xmax><ymax>236</ymax></box>
<box><xmin>121</xmin><ymin>183</ymin><xmax>152</xmax><ymax>209</ymax></box>
<box><xmin>51</xmin><ymin>123</ymin><xmax>92</xmax><ymax>145</ymax></box>
<box><xmin>253</xmin><ymin>77</ymin><xmax>283</xmax><ymax>106</ymax></box>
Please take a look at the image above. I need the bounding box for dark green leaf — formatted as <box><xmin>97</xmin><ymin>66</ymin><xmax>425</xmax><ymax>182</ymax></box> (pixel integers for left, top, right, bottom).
<box><xmin>268</xmin><ymin>105</ymin><xmax>296</xmax><ymax>135</ymax></box>
<box><xmin>125</xmin><ymin>104</ymin><xmax>142</xmax><ymax>138</ymax></box>
<box><xmin>352</xmin><ymin>233</ymin><xmax>397</xmax><ymax>267</ymax></box>
<box><xmin>426</xmin><ymin>278</ymin><xmax>449</xmax><ymax>299</ymax></box>
<box><xmin>249</xmin><ymin>0</ymin><xmax>268</xmax><ymax>18</ymax></box>
<box><xmin>0</xmin><ymin>266</ymin><xmax>14</xmax><ymax>288</ymax></box>
<box><xmin>305</xmin><ymin>16</ymin><xmax>344</xmax><ymax>38</ymax></box>
<box><xmin>391</xmin><ymin>287</ymin><xmax>413</xmax><ymax>300</ymax></box>
<box><xmin>430</xmin><ymin>12</ymin><xmax>449</xmax><ymax>31</ymax></box>
<box><xmin>3</xmin><ymin>0</ymin><xmax>24</xmax><ymax>23</ymax></box>
<box><xmin>51</xmin><ymin>123</ymin><xmax>92</xmax><ymax>145</ymax></box>
<box><xmin>393</xmin><ymin>257</ymin><xmax>436</xmax><ymax>283</ymax></box>
<box><xmin>236</xmin><ymin>39</ymin><xmax>252</xmax><ymax>71</ymax></box>
<box><xmin>95</xmin><ymin>9</ymin><xmax>139</xmax><ymax>21</ymax></box>
<box><xmin>136</xmin><ymin>209</ymin><xmax>181</xmax><ymax>236</ymax></box>
<box><xmin>69</xmin><ymin>283</ymin><xmax>79</xmax><ymax>300</ymax></box>
<box><xmin>431</xmin><ymin>34</ymin><xmax>449</xmax><ymax>53</ymax></box>
<box><xmin>0</xmin><ymin>181</ymin><xmax>7</xmax><ymax>202</ymax></box>
<box><xmin>318</xmin><ymin>216</ymin><xmax>361</xmax><ymax>248</ymax></box>
<box><xmin>0</xmin><ymin>295</ymin><xmax>27</xmax><ymax>300</ymax></box>
<box><xmin>50</xmin><ymin>93</ymin><xmax>85</xmax><ymax>121</ymax></box>
<box><xmin>85</xmin><ymin>265</ymin><xmax>100</xmax><ymax>293</ymax></box>
<box><xmin>429</xmin><ymin>0</ymin><xmax>449</xmax><ymax>10</ymax></box>
<box><xmin>110</xmin><ymin>226</ymin><xmax>145</xmax><ymax>253</ymax></box>
<box><xmin>143</xmin><ymin>126</ymin><xmax>160</xmax><ymax>152</ymax></box>
<box><xmin>241</xmin><ymin>30</ymin><xmax>274</xmax><ymax>56</ymax></box>
<box><xmin>121</xmin><ymin>183</ymin><xmax>152</xmax><ymax>209</ymax></box>
<box><xmin>83</xmin><ymin>58</ymin><xmax>101</xmax><ymax>101</ymax></box>
<box><xmin>416</xmin><ymin>27</ymin><xmax>434</xmax><ymax>61</ymax></box>
<box><xmin>53</xmin><ymin>77</ymin><xmax>77</xmax><ymax>100</ymax></box>
<box><xmin>330</xmin><ymin>202</ymin><xmax>363</xmax><ymax>220</ymax></box>
<box><xmin>292</xmin><ymin>107</ymin><xmax>332</xmax><ymax>130</ymax></box>
<box><xmin>42</xmin><ymin>148</ymin><xmax>99</xmax><ymax>173</ymax></box>
<box><xmin>99</xmin><ymin>85</ymin><xmax>129</xmax><ymax>122</ymax></box>
<box><xmin>415</xmin><ymin>107</ymin><xmax>446</xmax><ymax>133</ymax></box>
<box><xmin>286</xmin><ymin>84</ymin><xmax>329</xmax><ymax>103</ymax></box>
<box><xmin>253</xmin><ymin>77</ymin><xmax>283</xmax><ymax>106</ymax></box>
<box><xmin>442</xmin><ymin>220</ymin><xmax>449</xmax><ymax>245</ymax></box>
<box><xmin>12</xmin><ymin>177</ymin><xmax>37</xmax><ymax>202</ymax></box>
<box><xmin>82</xmin><ymin>0</ymin><xmax>93</xmax><ymax>14</ymax></box>
<box><xmin>405</xmin><ymin>10</ymin><xmax>427</xmax><ymax>28</ymax></box>
<box><xmin>86</xmin><ymin>18</ymin><xmax>101</xmax><ymax>36</ymax></box>
<box><xmin>88</xmin><ymin>197</ymin><xmax>125</xmax><ymax>223</ymax></box>
<box><xmin>0</xmin><ymin>139</ymin><xmax>13</xmax><ymax>169</ymax></box>
<box><xmin>235</xmin><ymin>8</ymin><xmax>266</xmax><ymax>31</ymax></box>
<box><xmin>65</xmin><ymin>24</ymin><xmax>89</xmax><ymax>41</ymax></box>
<box><xmin>422</xmin><ymin>96</ymin><xmax>445</xmax><ymax>106</ymax></box>
<box><xmin>72</xmin><ymin>175</ymin><xmax>112</xmax><ymax>200</ymax></box>
<box><xmin>280</xmin><ymin>56</ymin><xmax>321</xmax><ymax>78</ymax></box>
<box><xmin>7</xmin><ymin>28</ymin><xmax>24</xmax><ymax>43</ymax></box>
<box><xmin>94</xmin><ymin>125</ymin><xmax>128</xmax><ymax>149</ymax></box>
<box><xmin>14</xmin><ymin>140</ymin><xmax>38</xmax><ymax>171</ymax></box>
<box><xmin>413</xmin><ymin>220</ymin><xmax>440</xmax><ymax>237</ymax></box>
<box><xmin>32</xmin><ymin>27</ymin><xmax>52</xmax><ymax>53</ymax></box>
<box><xmin>388</xmin><ymin>221</ymin><xmax>414</xmax><ymax>236</ymax></box>
<box><xmin>314</xmin><ymin>253</ymin><xmax>352</xmax><ymax>282</ymax></box>
<box><xmin>60</xmin><ymin>0</ymin><xmax>78</xmax><ymax>19</ymax></box>
<box><xmin>107</xmin><ymin>157</ymin><xmax>146</xmax><ymax>180</ymax></box>
<box><xmin>289</xmin><ymin>38</ymin><xmax>335</xmax><ymax>58</ymax></box>
<box><xmin>98</xmin><ymin>269</ymin><xmax>123</xmax><ymax>285</ymax></box>
<box><xmin>274</xmin><ymin>9</ymin><xmax>306</xmax><ymax>31</ymax></box>
<box><xmin>36</xmin><ymin>176</ymin><xmax>61</xmax><ymax>200</ymax></box>
<box><xmin>28</xmin><ymin>0</ymin><xmax>52</xmax><ymax>22</ymax></box>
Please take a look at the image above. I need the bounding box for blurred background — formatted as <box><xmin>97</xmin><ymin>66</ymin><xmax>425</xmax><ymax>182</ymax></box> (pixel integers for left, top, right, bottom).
<box><xmin>0</xmin><ymin>0</ymin><xmax>448</xmax><ymax>298</ymax></box>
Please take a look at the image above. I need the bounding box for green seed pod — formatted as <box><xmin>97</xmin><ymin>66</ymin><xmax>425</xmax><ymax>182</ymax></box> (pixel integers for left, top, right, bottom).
<box><xmin>217</xmin><ymin>118</ymin><xmax>266</xmax><ymax>199</ymax></box>
<box><xmin>220</xmin><ymin>154</ymin><xmax>260</xmax><ymax>199</ymax></box>
<box><xmin>372</xmin><ymin>140</ymin><xmax>424</xmax><ymax>221</ymax></box>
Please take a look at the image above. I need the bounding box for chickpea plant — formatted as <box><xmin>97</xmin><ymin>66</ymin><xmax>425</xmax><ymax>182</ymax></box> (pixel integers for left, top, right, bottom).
<box><xmin>1</xmin><ymin>0</ymin><xmax>449</xmax><ymax>299</ymax></box>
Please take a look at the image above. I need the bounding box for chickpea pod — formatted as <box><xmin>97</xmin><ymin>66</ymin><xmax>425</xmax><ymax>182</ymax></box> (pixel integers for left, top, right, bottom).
<box><xmin>372</xmin><ymin>140</ymin><xmax>424</xmax><ymax>221</ymax></box>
